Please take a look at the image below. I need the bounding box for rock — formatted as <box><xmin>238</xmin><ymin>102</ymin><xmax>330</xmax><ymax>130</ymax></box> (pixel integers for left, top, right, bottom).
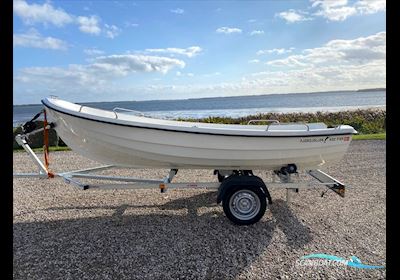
<box><xmin>13</xmin><ymin>120</ymin><xmax>59</xmax><ymax>149</ymax></box>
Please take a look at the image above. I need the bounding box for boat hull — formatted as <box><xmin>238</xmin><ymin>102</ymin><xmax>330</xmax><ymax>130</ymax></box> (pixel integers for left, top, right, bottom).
<box><xmin>45</xmin><ymin>108</ymin><xmax>353</xmax><ymax>170</ymax></box>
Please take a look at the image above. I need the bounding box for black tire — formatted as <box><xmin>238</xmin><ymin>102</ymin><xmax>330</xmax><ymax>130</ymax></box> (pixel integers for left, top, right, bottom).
<box><xmin>222</xmin><ymin>176</ymin><xmax>267</xmax><ymax>225</ymax></box>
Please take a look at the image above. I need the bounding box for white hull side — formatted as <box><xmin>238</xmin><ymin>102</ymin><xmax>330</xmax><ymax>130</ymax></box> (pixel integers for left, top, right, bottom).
<box><xmin>46</xmin><ymin>109</ymin><xmax>353</xmax><ymax>170</ymax></box>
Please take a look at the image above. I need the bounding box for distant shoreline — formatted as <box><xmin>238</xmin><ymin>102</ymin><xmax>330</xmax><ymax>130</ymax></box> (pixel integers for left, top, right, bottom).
<box><xmin>356</xmin><ymin>88</ymin><xmax>386</xmax><ymax>92</ymax></box>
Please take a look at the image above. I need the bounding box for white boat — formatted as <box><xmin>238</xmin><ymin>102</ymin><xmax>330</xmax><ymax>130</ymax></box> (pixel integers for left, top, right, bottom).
<box><xmin>42</xmin><ymin>97</ymin><xmax>357</xmax><ymax>171</ymax></box>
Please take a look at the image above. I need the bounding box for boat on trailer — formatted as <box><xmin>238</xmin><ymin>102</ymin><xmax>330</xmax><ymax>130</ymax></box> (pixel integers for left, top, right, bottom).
<box><xmin>13</xmin><ymin>96</ymin><xmax>357</xmax><ymax>225</ymax></box>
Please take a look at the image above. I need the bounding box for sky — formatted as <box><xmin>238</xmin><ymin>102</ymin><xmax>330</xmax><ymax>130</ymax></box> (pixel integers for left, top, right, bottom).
<box><xmin>13</xmin><ymin>0</ymin><xmax>386</xmax><ymax>105</ymax></box>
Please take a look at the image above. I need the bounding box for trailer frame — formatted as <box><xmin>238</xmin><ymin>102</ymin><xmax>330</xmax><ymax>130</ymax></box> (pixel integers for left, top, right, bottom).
<box><xmin>13</xmin><ymin>131</ymin><xmax>348</xmax><ymax>224</ymax></box>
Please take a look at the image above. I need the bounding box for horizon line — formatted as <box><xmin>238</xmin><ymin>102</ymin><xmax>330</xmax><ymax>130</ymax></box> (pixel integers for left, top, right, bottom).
<box><xmin>13</xmin><ymin>87</ymin><xmax>386</xmax><ymax>106</ymax></box>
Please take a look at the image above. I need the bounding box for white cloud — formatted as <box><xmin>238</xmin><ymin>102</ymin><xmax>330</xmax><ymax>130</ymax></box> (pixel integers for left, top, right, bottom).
<box><xmin>216</xmin><ymin>27</ymin><xmax>242</xmax><ymax>34</ymax></box>
<box><xmin>249</xmin><ymin>30</ymin><xmax>264</xmax><ymax>36</ymax></box>
<box><xmin>248</xmin><ymin>59</ymin><xmax>260</xmax><ymax>64</ymax></box>
<box><xmin>325</xmin><ymin>32</ymin><xmax>386</xmax><ymax>62</ymax></box>
<box><xmin>312</xmin><ymin>0</ymin><xmax>357</xmax><ymax>21</ymax></box>
<box><xmin>355</xmin><ymin>0</ymin><xmax>386</xmax><ymax>14</ymax></box>
<box><xmin>104</xmin><ymin>24</ymin><xmax>121</xmax><ymax>39</ymax></box>
<box><xmin>311</xmin><ymin>0</ymin><xmax>385</xmax><ymax>21</ymax></box>
<box><xmin>13</xmin><ymin>0</ymin><xmax>73</xmax><ymax>26</ymax></box>
<box><xmin>176</xmin><ymin>71</ymin><xmax>194</xmax><ymax>78</ymax></box>
<box><xmin>316</xmin><ymin>6</ymin><xmax>357</xmax><ymax>21</ymax></box>
<box><xmin>266</xmin><ymin>31</ymin><xmax>385</xmax><ymax>67</ymax></box>
<box><xmin>84</xmin><ymin>48</ymin><xmax>105</xmax><ymax>56</ymax></box>
<box><xmin>145</xmin><ymin>46</ymin><xmax>202</xmax><ymax>58</ymax></box>
<box><xmin>276</xmin><ymin>9</ymin><xmax>312</xmax><ymax>23</ymax></box>
<box><xmin>277</xmin><ymin>0</ymin><xmax>385</xmax><ymax>23</ymax></box>
<box><xmin>240</xmin><ymin>62</ymin><xmax>385</xmax><ymax>93</ymax></box>
<box><xmin>78</xmin><ymin>16</ymin><xmax>122</xmax><ymax>38</ymax></box>
<box><xmin>77</xmin><ymin>16</ymin><xmax>101</xmax><ymax>35</ymax></box>
<box><xmin>16</xmin><ymin>54</ymin><xmax>185</xmax><ymax>86</ymax></box>
<box><xmin>170</xmin><ymin>8</ymin><xmax>184</xmax><ymax>14</ymax></box>
<box><xmin>257</xmin><ymin>48</ymin><xmax>293</xmax><ymax>55</ymax></box>
<box><xmin>267</xmin><ymin>56</ymin><xmax>308</xmax><ymax>67</ymax></box>
<box><xmin>14</xmin><ymin>0</ymin><xmax>120</xmax><ymax>38</ymax></box>
<box><xmin>13</xmin><ymin>28</ymin><xmax>68</xmax><ymax>50</ymax></box>
<box><xmin>311</xmin><ymin>0</ymin><xmax>349</xmax><ymax>9</ymax></box>
<box><xmin>94</xmin><ymin>55</ymin><xmax>185</xmax><ymax>74</ymax></box>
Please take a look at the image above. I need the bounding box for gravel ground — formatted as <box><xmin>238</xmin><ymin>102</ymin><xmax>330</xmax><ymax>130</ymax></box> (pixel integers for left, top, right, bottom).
<box><xmin>13</xmin><ymin>140</ymin><xmax>386</xmax><ymax>279</ymax></box>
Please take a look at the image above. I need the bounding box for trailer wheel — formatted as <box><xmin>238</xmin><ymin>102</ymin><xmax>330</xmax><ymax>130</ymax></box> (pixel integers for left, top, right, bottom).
<box><xmin>222</xmin><ymin>178</ymin><xmax>267</xmax><ymax>225</ymax></box>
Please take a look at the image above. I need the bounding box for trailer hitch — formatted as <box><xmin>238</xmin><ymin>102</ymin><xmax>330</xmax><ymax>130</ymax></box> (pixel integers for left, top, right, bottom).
<box><xmin>320</xmin><ymin>183</ymin><xmax>345</xmax><ymax>198</ymax></box>
<box><xmin>307</xmin><ymin>170</ymin><xmax>346</xmax><ymax>198</ymax></box>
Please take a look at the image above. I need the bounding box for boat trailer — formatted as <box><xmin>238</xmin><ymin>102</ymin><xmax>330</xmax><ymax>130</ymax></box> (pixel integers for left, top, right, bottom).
<box><xmin>13</xmin><ymin>127</ymin><xmax>347</xmax><ymax>225</ymax></box>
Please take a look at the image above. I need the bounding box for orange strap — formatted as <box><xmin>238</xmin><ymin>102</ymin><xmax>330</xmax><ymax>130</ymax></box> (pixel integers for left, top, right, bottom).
<box><xmin>43</xmin><ymin>110</ymin><xmax>54</xmax><ymax>178</ymax></box>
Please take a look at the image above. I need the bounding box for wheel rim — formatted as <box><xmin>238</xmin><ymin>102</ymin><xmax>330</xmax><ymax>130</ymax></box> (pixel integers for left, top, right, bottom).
<box><xmin>229</xmin><ymin>189</ymin><xmax>261</xmax><ymax>221</ymax></box>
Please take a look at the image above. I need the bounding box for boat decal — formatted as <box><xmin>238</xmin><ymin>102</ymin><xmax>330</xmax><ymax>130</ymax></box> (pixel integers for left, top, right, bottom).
<box><xmin>300</xmin><ymin>136</ymin><xmax>351</xmax><ymax>143</ymax></box>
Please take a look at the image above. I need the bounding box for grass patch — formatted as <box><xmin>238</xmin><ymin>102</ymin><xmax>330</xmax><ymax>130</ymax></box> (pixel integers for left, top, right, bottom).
<box><xmin>13</xmin><ymin>146</ymin><xmax>71</xmax><ymax>153</ymax></box>
<box><xmin>178</xmin><ymin>108</ymin><xmax>386</xmax><ymax>135</ymax></box>
<box><xmin>352</xmin><ymin>133</ymin><xmax>386</xmax><ymax>140</ymax></box>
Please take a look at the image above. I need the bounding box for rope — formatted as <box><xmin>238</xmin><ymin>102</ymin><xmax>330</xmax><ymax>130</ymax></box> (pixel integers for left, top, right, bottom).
<box><xmin>43</xmin><ymin>110</ymin><xmax>55</xmax><ymax>178</ymax></box>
